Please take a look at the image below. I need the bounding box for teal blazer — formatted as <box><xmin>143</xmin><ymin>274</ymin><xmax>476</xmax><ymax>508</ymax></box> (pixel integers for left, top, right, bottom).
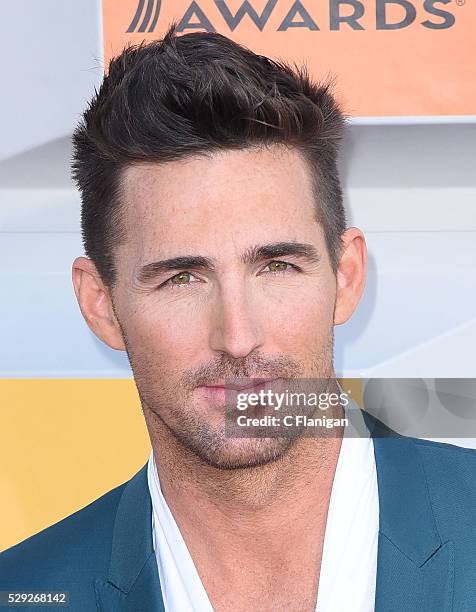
<box><xmin>2</xmin><ymin>411</ymin><xmax>476</xmax><ymax>611</ymax></box>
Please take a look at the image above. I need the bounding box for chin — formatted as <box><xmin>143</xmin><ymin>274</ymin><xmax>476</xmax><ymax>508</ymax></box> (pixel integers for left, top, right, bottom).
<box><xmin>186</xmin><ymin>436</ymin><xmax>293</xmax><ymax>470</ymax></box>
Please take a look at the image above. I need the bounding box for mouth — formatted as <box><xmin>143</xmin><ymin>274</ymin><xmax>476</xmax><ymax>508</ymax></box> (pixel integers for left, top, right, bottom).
<box><xmin>199</xmin><ymin>378</ymin><xmax>279</xmax><ymax>392</ymax></box>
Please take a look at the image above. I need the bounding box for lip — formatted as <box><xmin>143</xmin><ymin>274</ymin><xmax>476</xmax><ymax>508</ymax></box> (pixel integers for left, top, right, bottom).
<box><xmin>200</xmin><ymin>378</ymin><xmax>279</xmax><ymax>392</ymax></box>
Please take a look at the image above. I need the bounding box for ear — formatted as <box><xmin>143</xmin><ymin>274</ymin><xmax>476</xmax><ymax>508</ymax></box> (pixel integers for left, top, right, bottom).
<box><xmin>71</xmin><ymin>257</ymin><xmax>126</xmax><ymax>351</ymax></box>
<box><xmin>333</xmin><ymin>227</ymin><xmax>368</xmax><ymax>325</ymax></box>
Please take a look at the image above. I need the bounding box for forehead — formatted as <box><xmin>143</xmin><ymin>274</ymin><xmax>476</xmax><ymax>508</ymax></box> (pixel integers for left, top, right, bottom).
<box><xmin>120</xmin><ymin>146</ymin><xmax>322</xmax><ymax>256</ymax></box>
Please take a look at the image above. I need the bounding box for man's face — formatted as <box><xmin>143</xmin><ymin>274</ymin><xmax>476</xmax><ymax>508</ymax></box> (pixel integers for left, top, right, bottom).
<box><xmin>110</xmin><ymin>146</ymin><xmax>339</xmax><ymax>468</ymax></box>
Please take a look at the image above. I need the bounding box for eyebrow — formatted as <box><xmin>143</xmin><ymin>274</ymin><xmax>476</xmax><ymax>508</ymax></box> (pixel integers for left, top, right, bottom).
<box><xmin>137</xmin><ymin>242</ymin><xmax>320</xmax><ymax>283</ymax></box>
<box><xmin>137</xmin><ymin>256</ymin><xmax>215</xmax><ymax>283</ymax></box>
<box><xmin>240</xmin><ymin>242</ymin><xmax>321</xmax><ymax>266</ymax></box>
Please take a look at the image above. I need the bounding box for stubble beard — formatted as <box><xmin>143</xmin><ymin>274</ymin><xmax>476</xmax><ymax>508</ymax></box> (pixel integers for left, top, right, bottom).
<box><xmin>121</xmin><ymin>325</ymin><xmax>335</xmax><ymax>471</ymax></box>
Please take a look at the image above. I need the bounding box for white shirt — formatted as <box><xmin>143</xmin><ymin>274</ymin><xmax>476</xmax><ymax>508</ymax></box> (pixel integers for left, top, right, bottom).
<box><xmin>147</xmin><ymin>401</ymin><xmax>379</xmax><ymax>611</ymax></box>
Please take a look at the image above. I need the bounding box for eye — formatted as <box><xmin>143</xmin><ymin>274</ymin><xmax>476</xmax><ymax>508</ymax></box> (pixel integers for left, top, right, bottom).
<box><xmin>161</xmin><ymin>271</ymin><xmax>199</xmax><ymax>289</ymax></box>
<box><xmin>262</xmin><ymin>260</ymin><xmax>298</xmax><ymax>274</ymax></box>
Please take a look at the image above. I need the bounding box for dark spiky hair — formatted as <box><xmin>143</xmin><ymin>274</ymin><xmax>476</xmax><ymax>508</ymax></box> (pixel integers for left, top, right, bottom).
<box><xmin>71</xmin><ymin>24</ymin><xmax>347</xmax><ymax>287</ymax></box>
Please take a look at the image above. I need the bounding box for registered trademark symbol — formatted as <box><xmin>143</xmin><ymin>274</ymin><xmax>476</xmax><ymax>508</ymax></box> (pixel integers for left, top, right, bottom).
<box><xmin>456</xmin><ymin>0</ymin><xmax>465</xmax><ymax>6</ymax></box>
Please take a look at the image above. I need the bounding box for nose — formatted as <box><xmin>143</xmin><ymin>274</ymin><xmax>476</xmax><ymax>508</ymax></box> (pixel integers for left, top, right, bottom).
<box><xmin>209</xmin><ymin>278</ymin><xmax>264</xmax><ymax>359</ymax></box>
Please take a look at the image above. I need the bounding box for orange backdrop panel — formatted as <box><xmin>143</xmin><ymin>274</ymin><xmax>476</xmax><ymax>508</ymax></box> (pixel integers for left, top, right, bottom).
<box><xmin>103</xmin><ymin>0</ymin><xmax>475</xmax><ymax>118</ymax></box>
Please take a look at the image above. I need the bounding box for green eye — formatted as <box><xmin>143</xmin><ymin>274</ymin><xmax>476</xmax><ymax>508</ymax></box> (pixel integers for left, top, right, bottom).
<box><xmin>170</xmin><ymin>272</ymin><xmax>192</xmax><ymax>285</ymax></box>
<box><xmin>268</xmin><ymin>261</ymin><xmax>289</xmax><ymax>272</ymax></box>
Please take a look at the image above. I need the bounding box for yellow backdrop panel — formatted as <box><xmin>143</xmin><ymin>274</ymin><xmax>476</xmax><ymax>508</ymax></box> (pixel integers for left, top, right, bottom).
<box><xmin>0</xmin><ymin>379</ymin><xmax>150</xmax><ymax>552</ymax></box>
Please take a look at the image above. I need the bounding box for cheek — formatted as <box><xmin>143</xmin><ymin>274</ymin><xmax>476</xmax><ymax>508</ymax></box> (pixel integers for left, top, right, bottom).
<box><xmin>123</xmin><ymin>299</ymin><xmax>209</xmax><ymax>371</ymax></box>
<box><xmin>259</xmin><ymin>277</ymin><xmax>336</xmax><ymax>346</ymax></box>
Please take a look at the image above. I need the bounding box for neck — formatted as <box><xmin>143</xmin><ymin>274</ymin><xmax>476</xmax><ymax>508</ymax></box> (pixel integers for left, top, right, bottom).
<box><xmin>143</xmin><ymin>403</ymin><xmax>344</xmax><ymax>552</ymax></box>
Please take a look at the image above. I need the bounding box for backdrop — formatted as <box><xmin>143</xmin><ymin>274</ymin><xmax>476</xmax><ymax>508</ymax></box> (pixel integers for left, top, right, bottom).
<box><xmin>103</xmin><ymin>0</ymin><xmax>476</xmax><ymax>118</ymax></box>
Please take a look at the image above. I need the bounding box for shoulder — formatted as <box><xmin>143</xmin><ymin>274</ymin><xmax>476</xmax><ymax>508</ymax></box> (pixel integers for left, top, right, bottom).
<box><xmin>0</xmin><ymin>478</ymin><xmax>127</xmax><ymax>591</ymax></box>
<box><xmin>370</xmin><ymin>408</ymin><xmax>476</xmax><ymax>535</ymax></box>
<box><xmin>368</xmin><ymin>408</ymin><xmax>476</xmax><ymax>479</ymax></box>
<box><xmin>382</xmin><ymin>433</ymin><xmax>476</xmax><ymax>494</ymax></box>
<box><xmin>410</xmin><ymin>437</ymin><xmax>476</xmax><ymax>538</ymax></box>
<box><xmin>413</xmin><ymin>435</ymin><xmax>476</xmax><ymax>473</ymax></box>
<box><xmin>413</xmin><ymin>436</ymin><xmax>476</xmax><ymax>490</ymax></box>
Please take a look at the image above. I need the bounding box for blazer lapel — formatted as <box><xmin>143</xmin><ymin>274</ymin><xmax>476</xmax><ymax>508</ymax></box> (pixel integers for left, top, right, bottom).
<box><xmin>94</xmin><ymin>463</ymin><xmax>165</xmax><ymax>612</ymax></box>
<box><xmin>362</xmin><ymin>410</ymin><xmax>454</xmax><ymax>612</ymax></box>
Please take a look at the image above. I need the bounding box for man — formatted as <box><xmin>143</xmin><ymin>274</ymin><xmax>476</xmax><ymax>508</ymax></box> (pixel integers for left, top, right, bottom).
<box><xmin>1</xmin><ymin>25</ymin><xmax>476</xmax><ymax>612</ymax></box>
